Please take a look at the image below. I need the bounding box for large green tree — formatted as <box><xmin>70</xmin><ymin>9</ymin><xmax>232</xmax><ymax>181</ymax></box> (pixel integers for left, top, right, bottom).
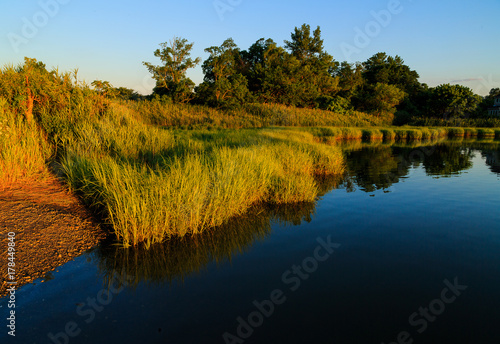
<box><xmin>196</xmin><ymin>38</ymin><xmax>251</xmax><ymax>108</ymax></box>
<box><xmin>239</xmin><ymin>38</ymin><xmax>276</xmax><ymax>93</ymax></box>
<box><xmin>361</xmin><ymin>52</ymin><xmax>424</xmax><ymax>116</ymax></box>
<box><xmin>333</xmin><ymin>61</ymin><xmax>364</xmax><ymax>101</ymax></box>
<box><xmin>284</xmin><ymin>24</ymin><xmax>325</xmax><ymax>61</ymax></box>
<box><xmin>426</xmin><ymin>84</ymin><xmax>482</xmax><ymax>118</ymax></box>
<box><xmin>282</xmin><ymin>24</ymin><xmax>339</xmax><ymax>107</ymax></box>
<box><xmin>143</xmin><ymin>37</ymin><xmax>200</xmax><ymax>103</ymax></box>
<box><xmin>252</xmin><ymin>42</ymin><xmax>303</xmax><ymax>105</ymax></box>
<box><xmin>362</xmin><ymin>52</ymin><xmax>420</xmax><ymax>95</ymax></box>
<box><xmin>364</xmin><ymin>82</ymin><xmax>406</xmax><ymax>115</ymax></box>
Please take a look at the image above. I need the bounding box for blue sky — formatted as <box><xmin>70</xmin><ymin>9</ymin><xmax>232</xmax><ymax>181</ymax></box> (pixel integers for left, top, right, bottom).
<box><xmin>1</xmin><ymin>0</ymin><xmax>499</xmax><ymax>95</ymax></box>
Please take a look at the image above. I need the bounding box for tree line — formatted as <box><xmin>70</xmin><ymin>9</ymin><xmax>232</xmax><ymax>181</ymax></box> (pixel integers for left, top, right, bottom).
<box><xmin>131</xmin><ymin>24</ymin><xmax>499</xmax><ymax>122</ymax></box>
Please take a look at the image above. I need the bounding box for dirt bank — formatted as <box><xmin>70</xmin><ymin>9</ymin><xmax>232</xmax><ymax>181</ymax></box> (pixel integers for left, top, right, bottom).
<box><xmin>0</xmin><ymin>178</ymin><xmax>107</xmax><ymax>297</ymax></box>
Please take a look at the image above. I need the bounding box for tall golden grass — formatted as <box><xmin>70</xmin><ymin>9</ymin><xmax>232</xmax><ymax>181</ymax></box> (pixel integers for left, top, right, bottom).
<box><xmin>125</xmin><ymin>100</ymin><xmax>390</xmax><ymax>129</ymax></box>
<box><xmin>0</xmin><ymin>98</ymin><xmax>52</xmax><ymax>187</ymax></box>
<box><xmin>60</xmin><ymin>105</ymin><xmax>346</xmax><ymax>247</ymax></box>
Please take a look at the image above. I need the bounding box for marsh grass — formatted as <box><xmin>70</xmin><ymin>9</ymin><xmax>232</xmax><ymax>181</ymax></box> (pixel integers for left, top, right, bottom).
<box><xmin>463</xmin><ymin>128</ymin><xmax>478</xmax><ymax>137</ymax></box>
<box><xmin>380</xmin><ymin>129</ymin><xmax>396</xmax><ymax>140</ymax></box>
<box><xmin>362</xmin><ymin>129</ymin><xmax>384</xmax><ymax>141</ymax></box>
<box><xmin>447</xmin><ymin>127</ymin><xmax>465</xmax><ymax>137</ymax></box>
<box><xmin>0</xmin><ymin>99</ymin><xmax>52</xmax><ymax>187</ymax></box>
<box><xmin>97</xmin><ymin>199</ymin><xmax>337</xmax><ymax>286</ymax></box>
<box><xmin>60</xmin><ymin>108</ymin><xmax>346</xmax><ymax>247</ymax></box>
<box><xmin>476</xmin><ymin>128</ymin><xmax>495</xmax><ymax>138</ymax></box>
<box><xmin>299</xmin><ymin>126</ymin><xmax>456</xmax><ymax>144</ymax></box>
<box><xmin>127</xmin><ymin>100</ymin><xmax>389</xmax><ymax>129</ymax></box>
<box><xmin>405</xmin><ymin>129</ymin><xmax>423</xmax><ymax>140</ymax></box>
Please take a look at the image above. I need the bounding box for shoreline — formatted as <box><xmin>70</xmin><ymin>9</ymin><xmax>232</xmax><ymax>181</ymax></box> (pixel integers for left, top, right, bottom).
<box><xmin>0</xmin><ymin>178</ymin><xmax>107</xmax><ymax>297</ymax></box>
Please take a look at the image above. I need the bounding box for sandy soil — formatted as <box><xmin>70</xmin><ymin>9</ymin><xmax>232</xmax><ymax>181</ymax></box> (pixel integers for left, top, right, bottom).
<box><xmin>0</xmin><ymin>178</ymin><xmax>107</xmax><ymax>297</ymax></box>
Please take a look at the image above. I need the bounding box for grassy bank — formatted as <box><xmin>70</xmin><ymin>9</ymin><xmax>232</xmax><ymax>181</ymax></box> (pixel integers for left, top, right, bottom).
<box><xmin>408</xmin><ymin>117</ymin><xmax>500</xmax><ymax>128</ymax></box>
<box><xmin>125</xmin><ymin>99</ymin><xmax>390</xmax><ymax>129</ymax></box>
<box><xmin>59</xmin><ymin>105</ymin><xmax>345</xmax><ymax>247</ymax></box>
<box><xmin>59</xmin><ymin>116</ymin><xmax>499</xmax><ymax>248</ymax></box>
<box><xmin>302</xmin><ymin>126</ymin><xmax>500</xmax><ymax>142</ymax></box>
<box><xmin>0</xmin><ymin>98</ymin><xmax>52</xmax><ymax>188</ymax></box>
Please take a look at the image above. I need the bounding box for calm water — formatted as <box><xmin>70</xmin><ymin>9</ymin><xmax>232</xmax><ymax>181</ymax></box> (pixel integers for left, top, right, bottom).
<box><xmin>2</xmin><ymin>140</ymin><xmax>500</xmax><ymax>344</ymax></box>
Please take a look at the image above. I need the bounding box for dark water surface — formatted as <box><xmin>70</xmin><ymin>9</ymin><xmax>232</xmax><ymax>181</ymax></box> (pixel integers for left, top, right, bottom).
<box><xmin>2</xmin><ymin>140</ymin><xmax>500</xmax><ymax>344</ymax></box>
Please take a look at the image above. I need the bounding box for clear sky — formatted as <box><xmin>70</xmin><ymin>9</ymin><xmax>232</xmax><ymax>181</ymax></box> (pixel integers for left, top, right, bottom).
<box><xmin>1</xmin><ymin>0</ymin><xmax>498</xmax><ymax>95</ymax></box>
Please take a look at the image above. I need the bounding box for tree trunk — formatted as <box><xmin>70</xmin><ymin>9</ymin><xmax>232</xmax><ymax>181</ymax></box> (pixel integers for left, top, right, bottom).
<box><xmin>24</xmin><ymin>75</ymin><xmax>34</xmax><ymax>124</ymax></box>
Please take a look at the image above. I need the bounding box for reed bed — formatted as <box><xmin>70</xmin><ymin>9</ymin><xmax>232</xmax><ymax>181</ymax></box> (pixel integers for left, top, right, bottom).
<box><xmin>61</xmin><ymin>109</ymin><xmax>346</xmax><ymax>247</ymax></box>
<box><xmin>127</xmin><ymin>100</ymin><xmax>389</xmax><ymax>129</ymax></box>
<box><xmin>476</xmin><ymin>128</ymin><xmax>496</xmax><ymax>138</ymax></box>
<box><xmin>446</xmin><ymin>127</ymin><xmax>465</xmax><ymax>137</ymax></box>
<box><xmin>362</xmin><ymin>129</ymin><xmax>384</xmax><ymax>141</ymax></box>
<box><xmin>463</xmin><ymin>128</ymin><xmax>478</xmax><ymax>137</ymax></box>
<box><xmin>300</xmin><ymin>126</ymin><xmax>469</xmax><ymax>144</ymax></box>
<box><xmin>0</xmin><ymin>99</ymin><xmax>52</xmax><ymax>187</ymax></box>
<box><xmin>380</xmin><ymin>129</ymin><xmax>396</xmax><ymax>140</ymax></box>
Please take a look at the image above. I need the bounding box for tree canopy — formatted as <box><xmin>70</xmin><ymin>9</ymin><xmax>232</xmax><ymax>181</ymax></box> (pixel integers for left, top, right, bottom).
<box><xmin>143</xmin><ymin>37</ymin><xmax>201</xmax><ymax>103</ymax></box>
<box><xmin>195</xmin><ymin>38</ymin><xmax>251</xmax><ymax>109</ymax></box>
<box><xmin>426</xmin><ymin>84</ymin><xmax>482</xmax><ymax>119</ymax></box>
<box><xmin>121</xmin><ymin>24</ymin><xmax>492</xmax><ymax>120</ymax></box>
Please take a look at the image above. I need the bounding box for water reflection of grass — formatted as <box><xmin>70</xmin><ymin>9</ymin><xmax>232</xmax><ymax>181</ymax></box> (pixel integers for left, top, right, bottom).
<box><xmin>96</xmin><ymin>194</ymin><xmax>341</xmax><ymax>287</ymax></box>
<box><xmin>97</xmin><ymin>207</ymin><xmax>273</xmax><ymax>287</ymax></box>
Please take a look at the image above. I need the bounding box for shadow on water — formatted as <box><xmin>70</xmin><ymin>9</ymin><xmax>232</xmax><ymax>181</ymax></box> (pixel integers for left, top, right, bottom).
<box><xmin>95</xmin><ymin>174</ymin><xmax>343</xmax><ymax>288</ymax></box>
<box><xmin>94</xmin><ymin>139</ymin><xmax>500</xmax><ymax>289</ymax></box>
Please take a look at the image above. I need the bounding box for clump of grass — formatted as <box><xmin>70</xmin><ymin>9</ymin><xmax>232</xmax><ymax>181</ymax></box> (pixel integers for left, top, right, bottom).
<box><xmin>432</xmin><ymin>128</ymin><xmax>448</xmax><ymax>138</ymax></box>
<box><xmin>380</xmin><ymin>128</ymin><xmax>396</xmax><ymax>141</ymax></box>
<box><xmin>341</xmin><ymin>128</ymin><xmax>363</xmax><ymax>140</ymax></box>
<box><xmin>406</xmin><ymin>129</ymin><xmax>423</xmax><ymax>140</ymax></box>
<box><xmin>0</xmin><ymin>99</ymin><xmax>52</xmax><ymax>187</ymax></box>
<box><xmin>61</xmin><ymin>112</ymin><xmax>346</xmax><ymax>247</ymax></box>
<box><xmin>447</xmin><ymin>128</ymin><xmax>465</xmax><ymax>137</ymax></box>
<box><xmin>362</xmin><ymin>129</ymin><xmax>384</xmax><ymax>141</ymax></box>
<box><xmin>305</xmin><ymin>127</ymin><xmax>343</xmax><ymax>143</ymax></box>
<box><xmin>394</xmin><ymin>129</ymin><xmax>408</xmax><ymax>140</ymax></box>
<box><xmin>463</xmin><ymin>128</ymin><xmax>478</xmax><ymax>137</ymax></box>
<box><xmin>419</xmin><ymin>128</ymin><xmax>432</xmax><ymax>140</ymax></box>
<box><xmin>476</xmin><ymin>128</ymin><xmax>495</xmax><ymax>138</ymax></box>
